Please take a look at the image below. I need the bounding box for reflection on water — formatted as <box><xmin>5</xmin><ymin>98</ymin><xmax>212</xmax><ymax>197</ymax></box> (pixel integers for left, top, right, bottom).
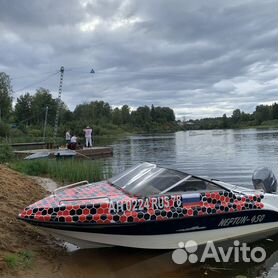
<box><xmin>59</xmin><ymin>129</ymin><xmax>278</xmax><ymax>278</ymax></box>
<box><xmin>58</xmin><ymin>233</ymin><xmax>278</xmax><ymax>278</ymax></box>
<box><xmin>104</xmin><ymin>129</ymin><xmax>278</xmax><ymax>187</ymax></box>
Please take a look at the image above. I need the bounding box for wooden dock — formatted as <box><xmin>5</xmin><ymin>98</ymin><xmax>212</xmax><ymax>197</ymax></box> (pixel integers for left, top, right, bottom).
<box><xmin>9</xmin><ymin>142</ymin><xmax>52</xmax><ymax>150</ymax></box>
<box><xmin>14</xmin><ymin>146</ymin><xmax>113</xmax><ymax>159</ymax></box>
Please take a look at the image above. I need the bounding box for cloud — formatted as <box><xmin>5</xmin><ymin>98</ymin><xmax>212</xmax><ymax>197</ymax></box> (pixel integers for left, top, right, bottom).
<box><xmin>0</xmin><ymin>0</ymin><xmax>277</xmax><ymax>119</ymax></box>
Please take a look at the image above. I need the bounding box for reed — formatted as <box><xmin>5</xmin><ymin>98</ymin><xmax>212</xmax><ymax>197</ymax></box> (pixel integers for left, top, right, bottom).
<box><xmin>10</xmin><ymin>159</ymin><xmax>111</xmax><ymax>183</ymax></box>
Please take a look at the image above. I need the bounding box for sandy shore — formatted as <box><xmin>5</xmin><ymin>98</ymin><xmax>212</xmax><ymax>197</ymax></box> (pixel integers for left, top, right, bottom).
<box><xmin>0</xmin><ymin>165</ymin><xmax>64</xmax><ymax>277</ymax></box>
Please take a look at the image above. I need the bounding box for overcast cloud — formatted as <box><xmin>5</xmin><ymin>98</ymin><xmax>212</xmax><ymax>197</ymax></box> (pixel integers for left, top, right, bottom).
<box><xmin>0</xmin><ymin>0</ymin><xmax>277</xmax><ymax>119</ymax></box>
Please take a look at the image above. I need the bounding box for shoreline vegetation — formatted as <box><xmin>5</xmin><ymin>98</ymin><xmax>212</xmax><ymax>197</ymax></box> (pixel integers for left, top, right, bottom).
<box><xmin>181</xmin><ymin>105</ymin><xmax>278</xmax><ymax>130</ymax></box>
<box><xmin>9</xmin><ymin>159</ymin><xmax>110</xmax><ymax>184</ymax></box>
<box><xmin>0</xmin><ymin>72</ymin><xmax>277</xmax><ymax>146</ymax></box>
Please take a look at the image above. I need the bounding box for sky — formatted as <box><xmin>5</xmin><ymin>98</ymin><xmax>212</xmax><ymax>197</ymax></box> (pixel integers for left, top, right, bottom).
<box><xmin>0</xmin><ymin>0</ymin><xmax>277</xmax><ymax>119</ymax></box>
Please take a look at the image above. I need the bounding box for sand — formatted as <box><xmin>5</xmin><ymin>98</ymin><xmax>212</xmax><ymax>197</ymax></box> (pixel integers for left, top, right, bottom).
<box><xmin>0</xmin><ymin>165</ymin><xmax>64</xmax><ymax>277</ymax></box>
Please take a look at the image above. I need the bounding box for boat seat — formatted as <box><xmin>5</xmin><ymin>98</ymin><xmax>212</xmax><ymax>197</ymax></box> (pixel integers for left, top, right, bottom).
<box><xmin>169</xmin><ymin>180</ymin><xmax>207</xmax><ymax>192</ymax></box>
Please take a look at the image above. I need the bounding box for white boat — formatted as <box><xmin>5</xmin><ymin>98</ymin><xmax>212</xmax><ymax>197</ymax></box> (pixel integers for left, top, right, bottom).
<box><xmin>24</xmin><ymin>151</ymin><xmax>51</xmax><ymax>160</ymax></box>
<box><xmin>18</xmin><ymin>163</ymin><xmax>278</xmax><ymax>249</ymax></box>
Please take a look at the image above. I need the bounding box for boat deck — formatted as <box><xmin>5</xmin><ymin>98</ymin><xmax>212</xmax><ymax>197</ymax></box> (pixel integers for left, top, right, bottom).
<box><xmin>14</xmin><ymin>146</ymin><xmax>113</xmax><ymax>159</ymax></box>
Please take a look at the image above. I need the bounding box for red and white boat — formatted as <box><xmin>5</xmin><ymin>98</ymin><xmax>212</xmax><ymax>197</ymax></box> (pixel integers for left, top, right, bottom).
<box><xmin>18</xmin><ymin>162</ymin><xmax>278</xmax><ymax>249</ymax></box>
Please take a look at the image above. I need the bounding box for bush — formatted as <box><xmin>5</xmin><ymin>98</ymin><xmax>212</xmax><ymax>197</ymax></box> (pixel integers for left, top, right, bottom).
<box><xmin>0</xmin><ymin>121</ymin><xmax>10</xmax><ymax>137</ymax></box>
<box><xmin>28</xmin><ymin>128</ymin><xmax>42</xmax><ymax>137</ymax></box>
<box><xmin>260</xmin><ymin>119</ymin><xmax>278</xmax><ymax>127</ymax></box>
<box><xmin>9</xmin><ymin>127</ymin><xmax>25</xmax><ymax>138</ymax></box>
<box><xmin>0</xmin><ymin>144</ymin><xmax>14</xmax><ymax>163</ymax></box>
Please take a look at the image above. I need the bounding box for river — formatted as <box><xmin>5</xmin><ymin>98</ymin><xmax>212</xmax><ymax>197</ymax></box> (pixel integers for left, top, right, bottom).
<box><xmin>59</xmin><ymin>128</ymin><xmax>278</xmax><ymax>278</ymax></box>
<box><xmin>103</xmin><ymin>129</ymin><xmax>278</xmax><ymax>187</ymax></box>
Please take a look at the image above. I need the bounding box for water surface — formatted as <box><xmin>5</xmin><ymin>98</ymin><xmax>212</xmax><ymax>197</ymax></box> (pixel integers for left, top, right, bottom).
<box><xmin>104</xmin><ymin>129</ymin><xmax>278</xmax><ymax>187</ymax></box>
<box><xmin>60</xmin><ymin>129</ymin><xmax>278</xmax><ymax>278</ymax></box>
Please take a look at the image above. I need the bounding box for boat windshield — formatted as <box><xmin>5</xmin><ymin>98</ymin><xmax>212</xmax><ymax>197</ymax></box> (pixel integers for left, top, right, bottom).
<box><xmin>108</xmin><ymin>162</ymin><xmax>189</xmax><ymax>196</ymax></box>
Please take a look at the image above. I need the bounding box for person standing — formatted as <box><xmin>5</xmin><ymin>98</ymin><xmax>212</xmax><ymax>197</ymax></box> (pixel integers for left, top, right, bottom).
<box><xmin>83</xmin><ymin>126</ymin><xmax>93</xmax><ymax>148</ymax></box>
<box><xmin>65</xmin><ymin>130</ymin><xmax>71</xmax><ymax>145</ymax></box>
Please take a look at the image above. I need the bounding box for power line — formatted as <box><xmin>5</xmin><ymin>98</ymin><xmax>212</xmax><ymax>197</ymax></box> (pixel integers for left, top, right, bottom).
<box><xmin>11</xmin><ymin>70</ymin><xmax>58</xmax><ymax>80</ymax></box>
<box><xmin>14</xmin><ymin>71</ymin><xmax>59</xmax><ymax>93</ymax></box>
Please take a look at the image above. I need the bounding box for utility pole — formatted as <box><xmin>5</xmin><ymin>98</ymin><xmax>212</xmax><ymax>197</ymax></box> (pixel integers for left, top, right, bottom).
<box><xmin>43</xmin><ymin>106</ymin><xmax>48</xmax><ymax>141</ymax></box>
<box><xmin>53</xmin><ymin>66</ymin><xmax>64</xmax><ymax>146</ymax></box>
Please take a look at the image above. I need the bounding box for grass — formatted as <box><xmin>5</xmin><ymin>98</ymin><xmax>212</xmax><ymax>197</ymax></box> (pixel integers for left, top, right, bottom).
<box><xmin>0</xmin><ymin>144</ymin><xmax>14</xmax><ymax>163</ymax></box>
<box><xmin>10</xmin><ymin>159</ymin><xmax>111</xmax><ymax>183</ymax></box>
<box><xmin>4</xmin><ymin>250</ymin><xmax>34</xmax><ymax>270</ymax></box>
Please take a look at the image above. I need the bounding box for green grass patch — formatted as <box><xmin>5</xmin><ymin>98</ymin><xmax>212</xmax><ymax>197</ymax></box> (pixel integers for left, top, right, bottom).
<box><xmin>10</xmin><ymin>159</ymin><xmax>110</xmax><ymax>183</ymax></box>
<box><xmin>0</xmin><ymin>144</ymin><xmax>14</xmax><ymax>163</ymax></box>
<box><xmin>4</xmin><ymin>250</ymin><xmax>34</xmax><ymax>270</ymax></box>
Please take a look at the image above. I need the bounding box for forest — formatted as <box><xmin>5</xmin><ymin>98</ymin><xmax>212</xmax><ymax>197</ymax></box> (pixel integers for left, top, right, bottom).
<box><xmin>183</xmin><ymin>104</ymin><xmax>278</xmax><ymax>130</ymax></box>
<box><xmin>0</xmin><ymin>71</ymin><xmax>277</xmax><ymax>141</ymax></box>
<box><xmin>0</xmin><ymin>72</ymin><xmax>179</xmax><ymax>140</ymax></box>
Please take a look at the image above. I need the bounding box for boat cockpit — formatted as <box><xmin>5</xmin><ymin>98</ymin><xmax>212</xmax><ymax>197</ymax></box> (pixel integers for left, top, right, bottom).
<box><xmin>108</xmin><ymin>162</ymin><xmax>225</xmax><ymax>197</ymax></box>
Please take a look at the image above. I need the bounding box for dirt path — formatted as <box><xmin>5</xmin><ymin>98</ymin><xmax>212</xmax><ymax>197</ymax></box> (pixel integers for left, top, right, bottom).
<box><xmin>0</xmin><ymin>165</ymin><xmax>64</xmax><ymax>277</ymax></box>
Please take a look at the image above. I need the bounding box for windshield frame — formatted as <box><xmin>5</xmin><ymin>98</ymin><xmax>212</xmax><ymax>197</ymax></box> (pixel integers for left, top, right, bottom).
<box><xmin>108</xmin><ymin>163</ymin><xmax>230</xmax><ymax>197</ymax></box>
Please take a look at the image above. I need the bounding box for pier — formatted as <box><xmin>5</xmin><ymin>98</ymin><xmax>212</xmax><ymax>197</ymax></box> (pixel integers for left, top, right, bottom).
<box><xmin>13</xmin><ymin>146</ymin><xmax>113</xmax><ymax>159</ymax></box>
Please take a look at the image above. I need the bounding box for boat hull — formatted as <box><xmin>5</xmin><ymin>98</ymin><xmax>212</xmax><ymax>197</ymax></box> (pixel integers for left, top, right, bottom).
<box><xmin>21</xmin><ymin>208</ymin><xmax>278</xmax><ymax>249</ymax></box>
<box><xmin>42</xmin><ymin>221</ymin><xmax>278</xmax><ymax>249</ymax></box>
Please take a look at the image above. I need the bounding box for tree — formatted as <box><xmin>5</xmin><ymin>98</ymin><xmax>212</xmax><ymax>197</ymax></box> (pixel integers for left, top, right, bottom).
<box><xmin>150</xmin><ymin>104</ymin><xmax>156</xmax><ymax>121</ymax></box>
<box><xmin>231</xmin><ymin>109</ymin><xmax>241</xmax><ymax>124</ymax></box>
<box><xmin>161</xmin><ymin>107</ymin><xmax>175</xmax><ymax>122</ymax></box>
<box><xmin>60</xmin><ymin>109</ymin><xmax>74</xmax><ymax>125</ymax></box>
<box><xmin>0</xmin><ymin>72</ymin><xmax>13</xmax><ymax>120</ymax></box>
<box><xmin>73</xmin><ymin>101</ymin><xmax>112</xmax><ymax>125</ymax></box>
<box><xmin>153</xmin><ymin>106</ymin><xmax>175</xmax><ymax>123</ymax></box>
<box><xmin>14</xmin><ymin>93</ymin><xmax>33</xmax><ymax>124</ymax></box>
<box><xmin>112</xmin><ymin>107</ymin><xmax>122</xmax><ymax>125</ymax></box>
<box><xmin>240</xmin><ymin>112</ymin><xmax>252</xmax><ymax>122</ymax></box>
<box><xmin>31</xmin><ymin>88</ymin><xmax>57</xmax><ymax>125</ymax></box>
<box><xmin>271</xmin><ymin>103</ymin><xmax>278</xmax><ymax>120</ymax></box>
<box><xmin>0</xmin><ymin>121</ymin><xmax>10</xmax><ymax>137</ymax></box>
<box><xmin>221</xmin><ymin>114</ymin><xmax>228</xmax><ymax>128</ymax></box>
<box><xmin>131</xmin><ymin>106</ymin><xmax>151</xmax><ymax>127</ymax></box>
<box><xmin>121</xmin><ymin>105</ymin><xmax>130</xmax><ymax>124</ymax></box>
<box><xmin>255</xmin><ymin>105</ymin><xmax>270</xmax><ymax>125</ymax></box>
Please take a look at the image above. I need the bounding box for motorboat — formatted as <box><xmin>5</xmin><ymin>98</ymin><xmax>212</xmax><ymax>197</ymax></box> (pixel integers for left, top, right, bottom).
<box><xmin>18</xmin><ymin>162</ymin><xmax>278</xmax><ymax>249</ymax></box>
<box><xmin>24</xmin><ymin>151</ymin><xmax>51</xmax><ymax>160</ymax></box>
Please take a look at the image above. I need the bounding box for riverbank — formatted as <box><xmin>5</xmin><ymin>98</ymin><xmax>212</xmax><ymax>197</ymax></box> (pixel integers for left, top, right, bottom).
<box><xmin>0</xmin><ymin>162</ymin><xmax>277</xmax><ymax>277</ymax></box>
<box><xmin>0</xmin><ymin>165</ymin><xmax>64</xmax><ymax>277</ymax></box>
<box><xmin>9</xmin><ymin>159</ymin><xmax>109</xmax><ymax>184</ymax></box>
<box><xmin>183</xmin><ymin>119</ymin><xmax>278</xmax><ymax>131</ymax></box>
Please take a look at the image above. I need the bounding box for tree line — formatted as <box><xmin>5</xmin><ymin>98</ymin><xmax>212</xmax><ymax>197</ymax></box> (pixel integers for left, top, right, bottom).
<box><xmin>0</xmin><ymin>72</ymin><xmax>178</xmax><ymax>138</ymax></box>
<box><xmin>183</xmin><ymin>105</ymin><xmax>278</xmax><ymax>130</ymax></box>
<box><xmin>0</xmin><ymin>71</ymin><xmax>277</xmax><ymax>139</ymax></box>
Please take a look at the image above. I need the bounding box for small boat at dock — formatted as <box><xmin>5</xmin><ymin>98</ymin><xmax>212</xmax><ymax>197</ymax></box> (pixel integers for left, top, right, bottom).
<box><xmin>24</xmin><ymin>151</ymin><xmax>51</xmax><ymax>160</ymax></box>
